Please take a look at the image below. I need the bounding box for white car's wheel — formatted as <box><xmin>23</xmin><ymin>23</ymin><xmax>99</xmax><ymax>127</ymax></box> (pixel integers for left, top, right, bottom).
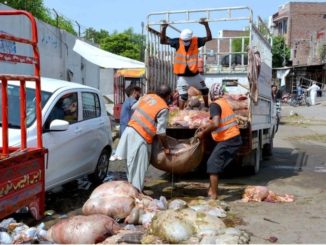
<box><xmin>89</xmin><ymin>148</ymin><xmax>111</xmax><ymax>184</ymax></box>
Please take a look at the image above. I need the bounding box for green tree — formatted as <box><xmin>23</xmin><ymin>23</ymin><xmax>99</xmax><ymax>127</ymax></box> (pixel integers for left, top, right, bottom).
<box><xmin>1</xmin><ymin>0</ymin><xmax>76</xmax><ymax>35</ymax></box>
<box><xmin>84</xmin><ymin>28</ymin><xmax>109</xmax><ymax>44</ymax></box>
<box><xmin>0</xmin><ymin>0</ymin><xmax>46</xmax><ymax>19</ymax></box>
<box><xmin>100</xmin><ymin>28</ymin><xmax>144</xmax><ymax>61</ymax></box>
<box><xmin>272</xmin><ymin>36</ymin><xmax>290</xmax><ymax>68</ymax></box>
<box><xmin>231</xmin><ymin>36</ymin><xmax>249</xmax><ymax>52</ymax></box>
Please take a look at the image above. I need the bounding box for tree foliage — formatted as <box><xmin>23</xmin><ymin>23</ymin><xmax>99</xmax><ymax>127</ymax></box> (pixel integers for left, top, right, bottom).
<box><xmin>84</xmin><ymin>28</ymin><xmax>109</xmax><ymax>44</ymax></box>
<box><xmin>231</xmin><ymin>36</ymin><xmax>249</xmax><ymax>52</ymax></box>
<box><xmin>86</xmin><ymin>27</ymin><xmax>144</xmax><ymax>61</ymax></box>
<box><xmin>0</xmin><ymin>0</ymin><xmax>76</xmax><ymax>35</ymax></box>
<box><xmin>272</xmin><ymin>36</ymin><xmax>291</xmax><ymax>68</ymax></box>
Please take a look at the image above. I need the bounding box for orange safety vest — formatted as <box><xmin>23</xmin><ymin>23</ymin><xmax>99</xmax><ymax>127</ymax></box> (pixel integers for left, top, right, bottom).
<box><xmin>211</xmin><ymin>98</ymin><xmax>240</xmax><ymax>142</ymax></box>
<box><xmin>128</xmin><ymin>94</ymin><xmax>168</xmax><ymax>143</ymax></box>
<box><xmin>174</xmin><ymin>37</ymin><xmax>199</xmax><ymax>75</ymax></box>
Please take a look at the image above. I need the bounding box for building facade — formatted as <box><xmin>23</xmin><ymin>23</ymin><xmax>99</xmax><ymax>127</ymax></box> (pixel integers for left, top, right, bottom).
<box><xmin>272</xmin><ymin>2</ymin><xmax>326</xmax><ymax>66</ymax></box>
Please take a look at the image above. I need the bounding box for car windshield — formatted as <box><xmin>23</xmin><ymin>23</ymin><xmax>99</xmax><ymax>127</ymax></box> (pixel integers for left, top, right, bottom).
<box><xmin>0</xmin><ymin>84</ymin><xmax>52</xmax><ymax>128</ymax></box>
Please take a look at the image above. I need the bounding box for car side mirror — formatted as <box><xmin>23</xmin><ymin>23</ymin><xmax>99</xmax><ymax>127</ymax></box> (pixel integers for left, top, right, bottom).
<box><xmin>49</xmin><ymin>119</ymin><xmax>69</xmax><ymax>131</ymax></box>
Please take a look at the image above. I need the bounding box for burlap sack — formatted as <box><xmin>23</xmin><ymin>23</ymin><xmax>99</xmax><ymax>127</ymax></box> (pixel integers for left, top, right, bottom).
<box><xmin>150</xmin><ymin>135</ymin><xmax>204</xmax><ymax>174</ymax></box>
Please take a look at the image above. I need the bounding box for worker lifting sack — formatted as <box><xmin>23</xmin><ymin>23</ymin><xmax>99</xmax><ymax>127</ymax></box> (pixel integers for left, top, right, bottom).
<box><xmin>150</xmin><ymin>134</ymin><xmax>204</xmax><ymax>174</ymax></box>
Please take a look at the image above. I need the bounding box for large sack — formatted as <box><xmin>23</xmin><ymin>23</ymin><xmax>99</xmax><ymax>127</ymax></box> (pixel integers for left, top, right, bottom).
<box><xmin>82</xmin><ymin>181</ymin><xmax>140</xmax><ymax>219</ymax></box>
<box><xmin>149</xmin><ymin>209</ymin><xmax>225</xmax><ymax>243</ymax></box>
<box><xmin>89</xmin><ymin>181</ymin><xmax>140</xmax><ymax>199</ymax></box>
<box><xmin>179</xmin><ymin>208</ymin><xmax>226</xmax><ymax>236</ymax></box>
<box><xmin>47</xmin><ymin>214</ymin><xmax>120</xmax><ymax>244</ymax></box>
<box><xmin>151</xmin><ymin>136</ymin><xmax>204</xmax><ymax>174</ymax></box>
<box><xmin>82</xmin><ymin>196</ymin><xmax>135</xmax><ymax>219</ymax></box>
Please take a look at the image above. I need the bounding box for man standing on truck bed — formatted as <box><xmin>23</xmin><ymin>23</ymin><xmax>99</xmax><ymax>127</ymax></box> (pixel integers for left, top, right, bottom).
<box><xmin>197</xmin><ymin>83</ymin><xmax>242</xmax><ymax>199</ymax></box>
<box><xmin>160</xmin><ymin>19</ymin><xmax>212</xmax><ymax>109</ymax></box>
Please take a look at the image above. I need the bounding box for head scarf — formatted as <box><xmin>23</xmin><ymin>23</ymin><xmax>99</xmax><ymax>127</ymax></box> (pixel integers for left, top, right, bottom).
<box><xmin>210</xmin><ymin>83</ymin><xmax>224</xmax><ymax>101</ymax></box>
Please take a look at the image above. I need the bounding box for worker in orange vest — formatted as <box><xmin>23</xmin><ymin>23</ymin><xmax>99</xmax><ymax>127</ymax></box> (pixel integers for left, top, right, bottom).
<box><xmin>160</xmin><ymin>19</ymin><xmax>212</xmax><ymax>109</ymax></box>
<box><xmin>113</xmin><ymin>84</ymin><xmax>172</xmax><ymax>191</ymax></box>
<box><xmin>196</xmin><ymin>83</ymin><xmax>242</xmax><ymax>199</ymax></box>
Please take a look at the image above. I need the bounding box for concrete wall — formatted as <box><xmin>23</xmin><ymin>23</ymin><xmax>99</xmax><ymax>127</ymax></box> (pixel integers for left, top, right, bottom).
<box><xmin>0</xmin><ymin>3</ymin><xmax>100</xmax><ymax>89</ymax></box>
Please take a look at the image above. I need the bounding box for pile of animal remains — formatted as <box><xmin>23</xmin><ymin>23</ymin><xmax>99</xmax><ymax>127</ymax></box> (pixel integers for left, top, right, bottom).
<box><xmin>168</xmin><ymin>94</ymin><xmax>249</xmax><ymax>128</ymax></box>
<box><xmin>0</xmin><ymin>182</ymin><xmax>296</xmax><ymax>244</ymax></box>
<box><xmin>47</xmin><ymin>181</ymin><xmax>249</xmax><ymax>244</ymax></box>
<box><xmin>242</xmin><ymin>186</ymin><xmax>295</xmax><ymax>203</ymax></box>
<box><xmin>44</xmin><ymin>181</ymin><xmax>250</xmax><ymax>244</ymax></box>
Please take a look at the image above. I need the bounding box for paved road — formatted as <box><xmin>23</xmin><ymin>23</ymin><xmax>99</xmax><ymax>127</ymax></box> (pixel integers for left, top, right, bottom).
<box><xmin>211</xmin><ymin>100</ymin><xmax>326</xmax><ymax>243</ymax></box>
<box><xmin>226</xmin><ymin>122</ymin><xmax>326</xmax><ymax>243</ymax></box>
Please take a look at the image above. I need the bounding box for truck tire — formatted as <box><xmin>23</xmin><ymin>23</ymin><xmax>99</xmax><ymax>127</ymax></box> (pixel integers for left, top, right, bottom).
<box><xmin>89</xmin><ymin>148</ymin><xmax>111</xmax><ymax>184</ymax></box>
<box><xmin>263</xmin><ymin>138</ymin><xmax>273</xmax><ymax>158</ymax></box>
<box><xmin>250</xmin><ymin>143</ymin><xmax>261</xmax><ymax>175</ymax></box>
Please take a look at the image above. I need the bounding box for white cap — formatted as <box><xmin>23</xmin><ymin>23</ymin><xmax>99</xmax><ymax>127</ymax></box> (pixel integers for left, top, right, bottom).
<box><xmin>180</xmin><ymin>29</ymin><xmax>193</xmax><ymax>41</ymax></box>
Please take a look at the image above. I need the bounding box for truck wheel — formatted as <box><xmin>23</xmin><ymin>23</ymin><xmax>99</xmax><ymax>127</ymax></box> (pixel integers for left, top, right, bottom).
<box><xmin>263</xmin><ymin>138</ymin><xmax>273</xmax><ymax>158</ymax></box>
<box><xmin>250</xmin><ymin>144</ymin><xmax>261</xmax><ymax>175</ymax></box>
<box><xmin>89</xmin><ymin>148</ymin><xmax>111</xmax><ymax>184</ymax></box>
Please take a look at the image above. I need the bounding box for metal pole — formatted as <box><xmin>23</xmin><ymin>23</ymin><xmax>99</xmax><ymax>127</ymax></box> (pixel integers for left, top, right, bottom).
<box><xmin>141</xmin><ymin>21</ymin><xmax>144</xmax><ymax>61</ymax></box>
<box><xmin>52</xmin><ymin>9</ymin><xmax>59</xmax><ymax>27</ymax></box>
<box><xmin>75</xmin><ymin>21</ymin><xmax>81</xmax><ymax>37</ymax></box>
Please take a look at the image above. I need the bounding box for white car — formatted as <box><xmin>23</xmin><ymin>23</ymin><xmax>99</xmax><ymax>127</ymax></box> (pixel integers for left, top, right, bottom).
<box><xmin>0</xmin><ymin>77</ymin><xmax>112</xmax><ymax>191</ymax></box>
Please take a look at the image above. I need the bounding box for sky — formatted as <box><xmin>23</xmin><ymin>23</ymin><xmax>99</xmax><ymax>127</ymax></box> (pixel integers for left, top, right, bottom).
<box><xmin>43</xmin><ymin>0</ymin><xmax>326</xmax><ymax>35</ymax></box>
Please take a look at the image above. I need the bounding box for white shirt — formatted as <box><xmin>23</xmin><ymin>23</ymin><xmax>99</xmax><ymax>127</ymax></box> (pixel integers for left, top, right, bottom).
<box><xmin>307</xmin><ymin>84</ymin><xmax>320</xmax><ymax>93</ymax></box>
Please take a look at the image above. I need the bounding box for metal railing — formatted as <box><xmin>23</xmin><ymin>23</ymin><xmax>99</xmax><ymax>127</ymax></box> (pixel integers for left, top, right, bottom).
<box><xmin>0</xmin><ymin>10</ymin><xmax>42</xmax><ymax>157</ymax></box>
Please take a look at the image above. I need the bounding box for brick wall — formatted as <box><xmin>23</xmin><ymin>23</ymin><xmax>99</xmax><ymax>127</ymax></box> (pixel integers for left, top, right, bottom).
<box><xmin>290</xmin><ymin>3</ymin><xmax>326</xmax><ymax>65</ymax></box>
<box><xmin>273</xmin><ymin>2</ymin><xmax>326</xmax><ymax>66</ymax></box>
